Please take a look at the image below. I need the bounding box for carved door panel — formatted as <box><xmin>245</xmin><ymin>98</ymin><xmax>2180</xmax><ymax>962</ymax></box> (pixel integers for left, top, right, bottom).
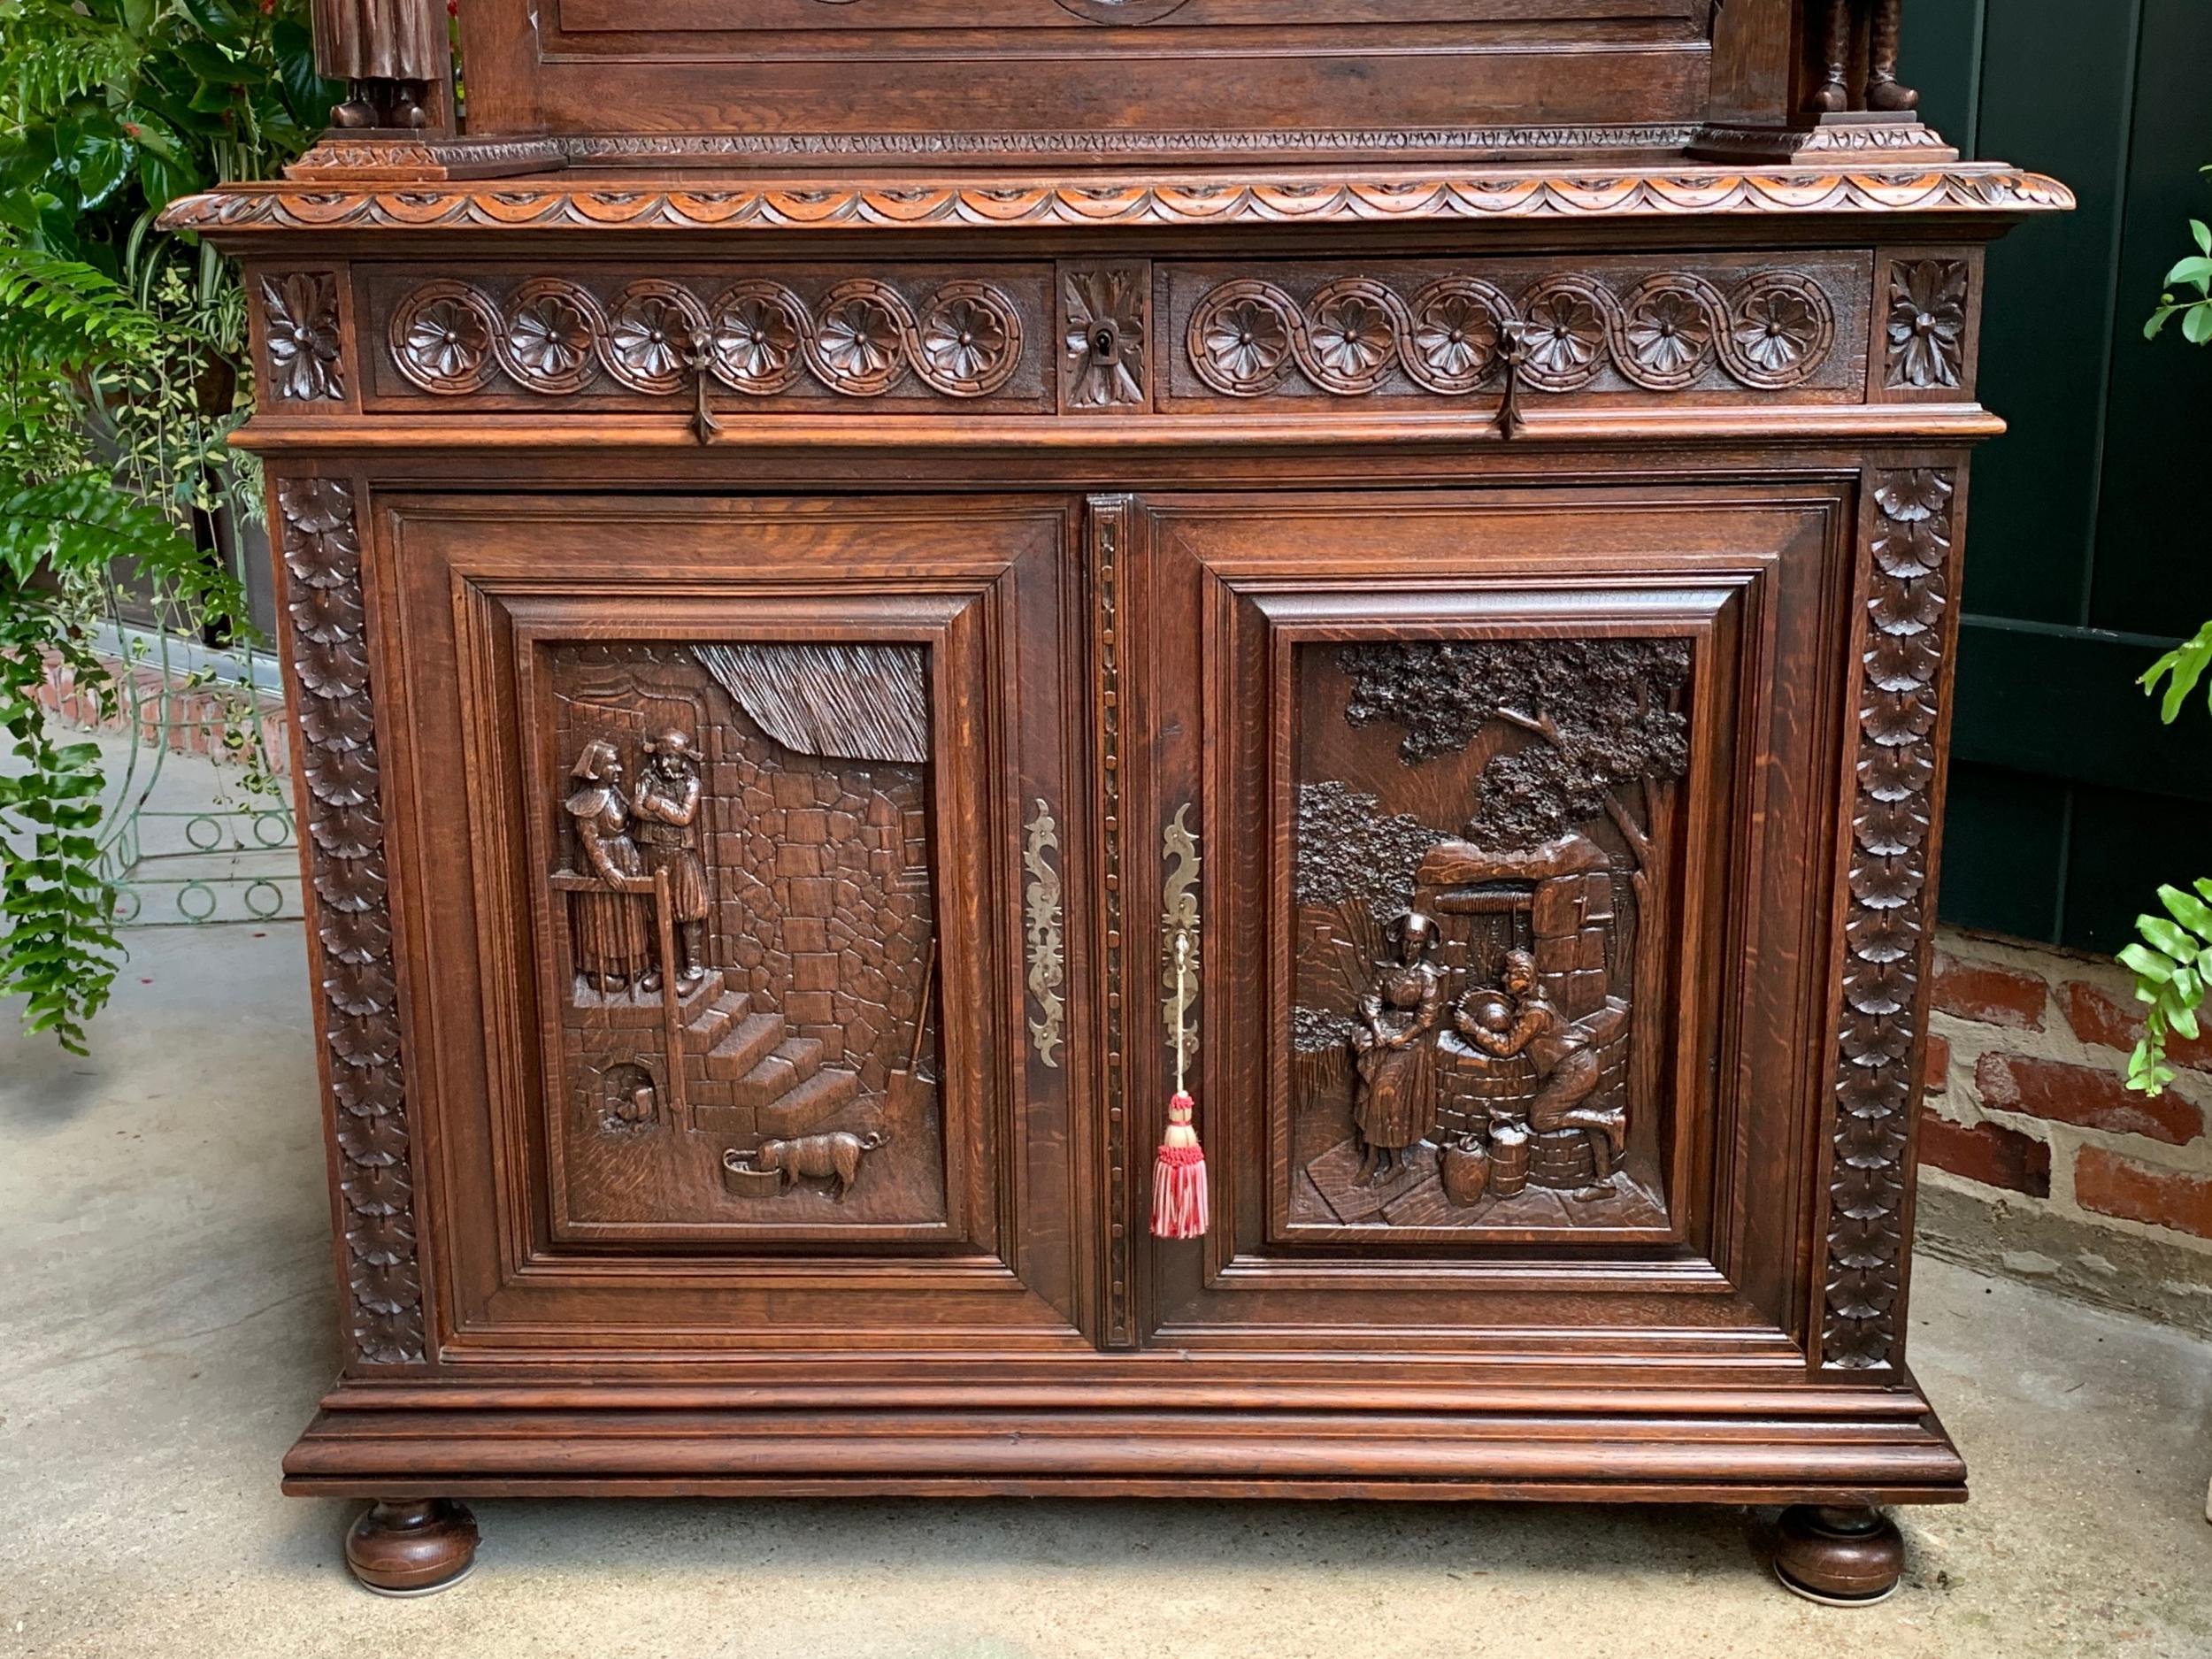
<box><xmin>1114</xmin><ymin>487</ymin><xmax>1854</xmax><ymax>1358</ymax></box>
<box><xmin>377</xmin><ymin>494</ymin><xmax>1088</xmax><ymax>1356</ymax></box>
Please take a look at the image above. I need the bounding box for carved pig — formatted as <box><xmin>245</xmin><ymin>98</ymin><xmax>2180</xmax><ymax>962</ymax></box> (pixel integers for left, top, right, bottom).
<box><xmin>752</xmin><ymin>1129</ymin><xmax>888</xmax><ymax>1200</ymax></box>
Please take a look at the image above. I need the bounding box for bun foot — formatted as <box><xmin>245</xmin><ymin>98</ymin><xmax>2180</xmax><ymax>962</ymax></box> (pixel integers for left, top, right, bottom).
<box><xmin>344</xmin><ymin>1499</ymin><xmax>479</xmax><ymax>1596</ymax></box>
<box><xmin>1773</xmin><ymin>1505</ymin><xmax>1904</xmax><ymax>1605</ymax></box>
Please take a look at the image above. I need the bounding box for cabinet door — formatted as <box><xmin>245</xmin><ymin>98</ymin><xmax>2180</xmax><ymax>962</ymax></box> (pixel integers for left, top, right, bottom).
<box><xmin>1109</xmin><ymin>487</ymin><xmax>1853</xmax><ymax>1361</ymax></box>
<box><xmin>372</xmin><ymin>494</ymin><xmax>1088</xmax><ymax>1358</ymax></box>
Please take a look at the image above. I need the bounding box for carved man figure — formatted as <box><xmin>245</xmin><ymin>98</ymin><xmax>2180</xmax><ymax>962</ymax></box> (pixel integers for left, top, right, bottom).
<box><xmin>1454</xmin><ymin>949</ymin><xmax>1627</xmax><ymax>1167</ymax></box>
<box><xmin>1811</xmin><ymin>0</ymin><xmax>1918</xmax><ymax>114</ymax></box>
<box><xmin>1348</xmin><ymin>911</ymin><xmax>1445</xmax><ymax>1185</ymax></box>
<box><xmin>631</xmin><ymin>729</ymin><xmax>710</xmax><ymax>987</ymax></box>
<box><xmin>564</xmin><ymin>739</ymin><xmax>654</xmax><ymax>993</ymax></box>
<box><xmin>313</xmin><ymin>0</ymin><xmax>442</xmax><ymax>127</ymax></box>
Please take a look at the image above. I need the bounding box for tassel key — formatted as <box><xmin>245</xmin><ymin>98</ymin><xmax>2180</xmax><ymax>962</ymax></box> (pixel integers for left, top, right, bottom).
<box><xmin>1151</xmin><ymin>931</ymin><xmax>1209</xmax><ymax>1240</ymax></box>
<box><xmin>1152</xmin><ymin>1090</ymin><xmax>1209</xmax><ymax>1239</ymax></box>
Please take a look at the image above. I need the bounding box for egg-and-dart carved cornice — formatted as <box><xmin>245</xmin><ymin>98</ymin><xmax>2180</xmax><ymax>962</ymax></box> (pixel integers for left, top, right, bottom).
<box><xmin>164</xmin><ymin>166</ymin><xmax>2074</xmax><ymax>238</ymax></box>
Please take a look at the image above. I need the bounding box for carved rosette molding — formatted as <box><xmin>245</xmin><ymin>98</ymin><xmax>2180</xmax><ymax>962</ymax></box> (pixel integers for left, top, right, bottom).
<box><xmin>1187</xmin><ymin>271</ymin><xmax>1834</xmax><ymax>397</ymax></box>
<box><xmin>278</xmin><ymin>475</ymin><xmax>424</xmax><ymax>1367</ymax></box>
<box><xmin>163</xmin><ymin>167</ymin><xmax>2075</xmax><ymax>236</ymax></box>
<box><xmin>1885</xmin><ymin>258</ymin><xmax>1970</xmax><ymax>390</ymax></box>
<box><xmin>388</xmin><ymin>280</ymin><xmax>497</xmax><ymax>395</ymax></box>
<box><xmin>1823</xmin><ymin>465</ymin><xmax>1955</xmax><ymax>1372</ymax></box>
<box><xmin>1024</xmin><ymin>799</ymin><xmax>1066</xmax><ymax>1069</ymax></box>
<box><xmin>388</xmin><ymin>276</ymin><xmax>1023</xmax><ymax>399</ymax></box>
<box><xmin>261</xmin><ymin>272</ymin><xmax>346</xmax><ymax>401</ymax></box>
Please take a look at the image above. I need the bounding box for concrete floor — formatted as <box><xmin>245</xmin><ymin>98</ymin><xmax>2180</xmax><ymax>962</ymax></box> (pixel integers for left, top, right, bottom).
<box><xmin>4</xmin><ymin>919</ymin><xmax>2210</xmax><ymax>1659</ymax></box>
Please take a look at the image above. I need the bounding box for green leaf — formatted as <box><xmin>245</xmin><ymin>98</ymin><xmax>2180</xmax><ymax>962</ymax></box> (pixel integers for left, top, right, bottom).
<box><xmin>64</xmin><ymin>127</ymin><xmax>132</xmax><ymax>211</ymax></box>
<box><xmin>2119</xmin><ymin>941</ymin><xmax>2176</xmax><ymax>982</ymax></box>
<box><xmin>2186</xmin><ymin>303</ymin><xmax>2212</xmax><ymax>346</ymax></box>
<box><xmin>2161</xmin><ymin>883</ymin><xmax>2212</xmax><ymax>941</ymax></box>
<box><xmin>2169</xmin><ymin>256</ymin><xmax>2212</xmax><ymax>287</ymax></box>
<box><xmin>2195</xmin><ymin>219</ymin><xmax>2211</xmax><ymax>256</ymax></box>
<box><xmin>2139</xmin><ymin>917</ymin><xmax>2198</xmax><ymax>960</ymax></box>
<box><xmin>2139</xmin><ymin>621</ymin><xmax>2212</xmax><ymax>724</ymax></box>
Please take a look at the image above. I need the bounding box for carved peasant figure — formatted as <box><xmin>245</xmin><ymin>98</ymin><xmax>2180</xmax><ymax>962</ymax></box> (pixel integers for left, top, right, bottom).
<box><xmin>1811</xmin><ymin>0</ymin><xmax>1918</xmax><ymax>114</ymax></box>
<box><xmin>631</xmin><ymin>729</ymin><xmax>710</xmax><ymax>987</ymax></box>
<box><xmin>313</xmin><ymin>0</ymin><xmax>442</xmax><ymax>128</ymax></box>
<box><xmin>1455</xmin><ymin>949</ymin><xmax>1627</xmax><ymax>1168</ymax></box>
<box><xmin>564</xmin><ymin>739</ymin><xmax>654</xmax><ymax>993</ymax></box>
<box><xmin>1348</xmin><ymin>911</ymin><xmax>1444</xmax><ymax>1183</ymax></box>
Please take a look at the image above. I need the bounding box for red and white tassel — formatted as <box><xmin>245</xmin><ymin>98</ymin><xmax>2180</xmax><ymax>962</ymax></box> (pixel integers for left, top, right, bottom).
<box><xmin>1151</xmin><ymin>1088</ymin><xmax>1209</xmax><ymax>1239</ymax></box>
<box><xmin>1151</xmin><ymin>928</ymin><xmax>1209</xmax><ymax>1239</ymax></box>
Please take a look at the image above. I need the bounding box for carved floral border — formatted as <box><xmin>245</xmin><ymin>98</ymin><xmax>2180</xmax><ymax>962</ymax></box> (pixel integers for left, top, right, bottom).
<box><xmin>1822</xmin><ymin>465</ymin><xmax>1954</xmax><ymax>1371</ymax></box>
<box><xmin>278</xmin><ymin>474</ymin><xmax>426</xmax><ymax>1367</ymax></box>
<box><xmin>388</xmin><ymin>275</ymin><xmax>1026</xmax><ymax>400</ymax></box>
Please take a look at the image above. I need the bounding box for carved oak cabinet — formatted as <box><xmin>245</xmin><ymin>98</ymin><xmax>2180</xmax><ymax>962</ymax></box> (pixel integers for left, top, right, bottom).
<box><xmin>170</xmin><ymin>0</ymin><xmax>2070</xmax><ymax>1601</ymax></box>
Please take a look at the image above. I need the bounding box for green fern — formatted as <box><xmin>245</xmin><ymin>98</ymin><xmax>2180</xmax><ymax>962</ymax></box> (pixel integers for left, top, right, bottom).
<box><xmin>2125</xmin><ymin>174</ymin><xmax>2212</xmax><ymax>1094</ymax></box>
<box><xmin>0</xmin><ymin>0</ymin><xmax>326</xmax><ymax>1050</ymax></box>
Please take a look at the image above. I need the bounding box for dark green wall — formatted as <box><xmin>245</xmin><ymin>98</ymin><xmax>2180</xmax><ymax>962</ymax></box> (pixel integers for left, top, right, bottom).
<box><xmin>1907</xmin><ymin>0</ymin><xmax>2212</xmax><ymax>951</ymax></box>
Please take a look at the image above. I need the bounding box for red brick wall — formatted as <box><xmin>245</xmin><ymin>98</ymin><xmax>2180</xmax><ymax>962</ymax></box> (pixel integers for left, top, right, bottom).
<box><xmin>1919</xmin><ymin>927</ymin><xmax>2212</xmax><ymax>1255</ymax></box>
<box><xmin>36</xmin><ymin>649</ymin><xmax>289</xmax><ymax>776</ymax></box>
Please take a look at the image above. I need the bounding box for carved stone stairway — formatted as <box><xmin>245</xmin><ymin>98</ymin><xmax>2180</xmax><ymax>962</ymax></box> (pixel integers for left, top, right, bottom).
<box><xmin>659</xmin><ymin>971</ymin><xmax>861</xmax><ymax>1141</ymax></box>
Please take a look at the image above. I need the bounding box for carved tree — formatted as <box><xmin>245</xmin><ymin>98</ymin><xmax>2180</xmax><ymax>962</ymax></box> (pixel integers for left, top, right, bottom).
<box><xmin>1338</xmin><ymin>637</ymin><xmax>1691</xmax><ymax>856</ymax></box>
<box><xmin>1339</xmin><ymin>637</ymin><xmax>1694</xmax><ymax>1117</ymax></box>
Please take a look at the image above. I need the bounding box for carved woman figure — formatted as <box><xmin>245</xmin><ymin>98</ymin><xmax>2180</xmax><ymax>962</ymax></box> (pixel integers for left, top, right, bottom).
<box><xmin>564</xmin><ymin>739</ymin><xmax>655</xmax><ymax>994</ymax></box>
<box><xmin>1811</xmin><ymin>0</ymin><xmax>1918</xmax><ymax>114</ymax></box>
<box><xmin>1348</xmin><ymin>911</ymin><xmax>1444</xmax><ymax>1184</ymax></box>
<box><xmin>1454</xmin><ymin>949</ymin><xmax>1627</xmax><ymax>1168</ymax></box>
<box><xmin>631</xmin><ymin>729</ymin><xmax>710</xmax><ymax>987</ymax></box>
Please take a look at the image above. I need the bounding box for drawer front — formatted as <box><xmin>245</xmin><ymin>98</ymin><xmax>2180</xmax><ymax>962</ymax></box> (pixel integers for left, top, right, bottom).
<box><xmin>251</xmin><ymin>248</ymin><xmax>1979</xmax><ymax>427</ymax></box>
<box><xmin>1161</xmin><ymin>253</ymin><xmax>1873</xmax><ymax>406</ymax></box>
